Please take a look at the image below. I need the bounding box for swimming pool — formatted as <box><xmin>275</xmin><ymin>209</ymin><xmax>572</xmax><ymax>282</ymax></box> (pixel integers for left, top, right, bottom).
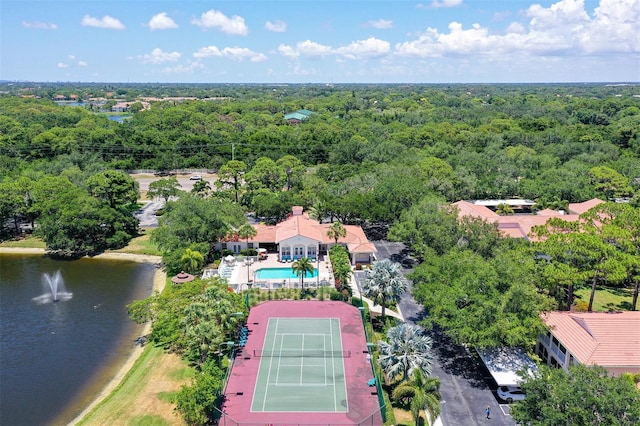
<box><xmin>255</xmin><ymin>267</ymin><xmax>318</xmax><ymax>280</ymax></box>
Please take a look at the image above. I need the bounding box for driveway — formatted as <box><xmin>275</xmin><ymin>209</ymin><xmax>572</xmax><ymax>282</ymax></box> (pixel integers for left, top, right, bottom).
<box><xmin>372</xmin><ymin>241</ymin><xmax>516</xmax><ymax>426</ymax></box>
<box><xmin>132</xmin><ymin>173</ymin><xmax>218</xmax><ymax>228</ymax></box>
<box><xmin>135</xmin><ymin>200</ymin><xmax>164</xmax><ymax>228</ymax></box>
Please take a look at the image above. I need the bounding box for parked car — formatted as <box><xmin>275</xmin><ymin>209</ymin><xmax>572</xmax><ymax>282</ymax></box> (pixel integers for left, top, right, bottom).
<box><xmin>189</xmin><ymin>175</ymin><xmax>202</xmax><ymax>180</ymax></box>
<box><xmin>497</xmin><ymin>386</ymin><xmax>526</xmax><ymax>403</ymax></box>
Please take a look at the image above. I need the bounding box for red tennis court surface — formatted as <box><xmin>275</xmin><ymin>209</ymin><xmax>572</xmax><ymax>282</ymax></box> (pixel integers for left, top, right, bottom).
<box><xmin>220</xmin><ymin>301</ymin><xmax>383</xmax><ymax>425</ymax></box>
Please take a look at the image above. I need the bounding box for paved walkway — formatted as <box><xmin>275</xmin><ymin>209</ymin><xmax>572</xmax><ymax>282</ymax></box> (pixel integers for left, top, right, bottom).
<box><xmin>350</xmin><ymin>270</ymin><xmax>404</xmax><ymax>321</ymax></box>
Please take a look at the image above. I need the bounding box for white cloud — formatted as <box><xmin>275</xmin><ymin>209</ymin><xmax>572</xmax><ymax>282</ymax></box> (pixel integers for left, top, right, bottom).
<box><xmin>57</xmin><ymin>63</ymin><xmax>68</xmax><ymax>68</ymax></box>
<box><xmin>81</xmin><ymin>15</ymin><xmax>125</xmax><ymax>30</ymax></box>
<box><xmin>279</xmin><ymin>37</ymin><xmax>391</xmax><ymax>61</ymax></box>
<box><xmin>580</xmin><ymin>0</ymin><xmax>640</xmax><ymax>53</ymax></box>
<box><xmin>22</xmin><ymin>21</ymin><xmax>57</xmax><ymax>30</ymax></box>
<box><xmin>430</xmin><ymin>0</ymin><xmax>463</xmax><ymax>8</ymax></box>
<box><xmin>526</xmin><ymin>0</ymin><xmax>589</xmax><ymax>29</ymax></box>
<box><xmin>364</xmin><ymin>19</ymin><xmax>393</xmax><ymax>29</ymax></box>
<box><xmin>265</xmin><ymin>20</ymin><xmax>287</xmax><ymax>32</ymax></box>
<box><xmin>139</xmin><ymin>48</ymin><xmax>181</xmax><ymax>64</ymax></box>
<box><xmin>193</xmin><ymin>45</ymin><xmax>267</xmax><ymax>62</ymax></box>
<box><xmin>148</xmin><ymin>12</ymin><xmax>178</xmax><ymax>31</ymax></box>
<box><xmin>78</xmin><ymin>61</ymin><xmax>88</xmax><ymax>67</ymax></box>
<box><xmin>336</xmin><ymin>37</ymin><xmax>391</xmax><ymax>60</ymax></box>
<box><xmin>278</xmin><ymin>44</ymin><xmax>299</xmax><ymax>58</ymax></box>
<box><xmin>161</xmin><ymin>61</ymin><xmax>205</xmax><ymax>75</ymax></box>
<box><xmin>396</xmin><ymin>0</ymin><xmax>640</xmax><ymax>59</ymax></box>
<box><xmin>282</xmin><ymin>40</ymin><xmax>334</xmax><ymax>59</ymax></box>
<box><xmin>191</xmin><ymin>10</ymin><xmax>248</xmax><ymax>35</ymax></box>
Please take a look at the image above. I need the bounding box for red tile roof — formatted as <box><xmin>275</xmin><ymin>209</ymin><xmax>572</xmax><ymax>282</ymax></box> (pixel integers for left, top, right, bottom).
<box><xmin>276</xmin><ymin>214</ymin><xmax>324</xmax><ymax>242</ymax></box>
<box><xmin>452</xmin><ymin>200</ymin><xmax>499</xmax><ymax>219</ymax></box>
<box><xmin>453</xmin><ymin>199</ymin><xmax>603</xmax><ymax>240</ymax></box>
<box><xmin>251</xmin><ymin>212</ymin><xmax>376</xmax><ymax>253</ymax></box>
<box><xmin>536</xmin><ymin>208</ymin><xmax>563</xmax><ymax>217</ymax></box>
<box><xmin>542</xmin><ymin>311</ymin><xmax>640</xmax><ymax>372</ymax></box>
<box><xmin>568</xmin><ymin>198</ymin><xmax>605</xmax><ymax>215</ymax></box>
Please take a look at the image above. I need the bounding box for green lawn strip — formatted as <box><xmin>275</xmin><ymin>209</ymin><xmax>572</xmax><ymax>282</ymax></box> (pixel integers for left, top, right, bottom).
<box><xmin>168</xmin><ymin>367</ymin><xmax>195</xmax><ymax>381</ymax></box>
<box><xmin>0</xmin><ymin>235</ymin><xmax>46</xmax><ymax>248</ymax></box>
<box><xmin>0</xmin><ymin>231</ymin><xmax>160</xmax><ymax>255</ymax></box>
<box><xmin>129</xmin><ymin>415</ymin><xmax>171</xmax><ymax>426</ymax></box>
<box><xmin>76</xmin><ymin>344</ymin><xmax>164</xmax><ymax>425</ymax></box>
<box><xmin>106</xmin><ymin>229</ymin><xmax>162</xmax><ymax>256</ymax></box>
<box><xmin>573</xmin><ymin>287</ymin><xmax>633</xmax><ymax>312</ymax></box>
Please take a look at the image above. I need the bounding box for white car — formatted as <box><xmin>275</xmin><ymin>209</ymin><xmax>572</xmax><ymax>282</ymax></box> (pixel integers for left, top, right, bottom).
<box><xmin>189</xmin><ymin>175</ymin><xmax>202</xmax><ymax>180</ymax></box>
<box><xmin>497</xmin><ymin>386</ymin><xmax>526</xmax><ymax>403</ymax></box>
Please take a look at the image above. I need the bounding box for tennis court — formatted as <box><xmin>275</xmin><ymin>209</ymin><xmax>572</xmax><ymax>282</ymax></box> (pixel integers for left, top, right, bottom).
<box><xmin>251</xmin><ymin>318</ymin><xmax>348</xmax><ymax>412</ymax></box>
<box><xmin>221</xmin><ymin>300</ymin><xmax>383</xmax><ymax>425</ymax></box>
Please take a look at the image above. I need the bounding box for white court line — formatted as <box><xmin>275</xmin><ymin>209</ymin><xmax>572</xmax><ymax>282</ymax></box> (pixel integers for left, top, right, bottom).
<box><xmin>323</xmin><ymin>333</ymin><xmax>328</xmax><ymax>386</ymax></box>
<box><xmin>300</xmin><ymin>333</ymin><xmax>305</xmax><ymax>385</ymax></box>
<box><xmin>335</xmin><ymin>318</ymin><xmax>348</xmax><ymax>412</ymax></box>
<box><xmin>261</xmin><ymin>318</ymin><xmax>280</xmax><ymax>411</ymax></box>
<box><xmin>279</xmin><ymin>333</ymin><xmax>326</xmax><ymax>336</ymax></box>
<box><xmin>331</xmin><ymin>318</ymin><xmax>337</xmax><ymax>411</ymax></box>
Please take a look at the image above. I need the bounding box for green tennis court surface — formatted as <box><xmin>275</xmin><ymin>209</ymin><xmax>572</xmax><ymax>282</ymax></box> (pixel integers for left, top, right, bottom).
<box><xmin>251</xmin><ymin>317</ymin><xmax>348</xmax><ymax>413</ymax></box>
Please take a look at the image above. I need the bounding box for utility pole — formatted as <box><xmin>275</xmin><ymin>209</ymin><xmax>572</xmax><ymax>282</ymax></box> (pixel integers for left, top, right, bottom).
<box><xmin>232</xmin><ymin>143</ymin><xmax>235</xmax><ymax>161</ymax></box>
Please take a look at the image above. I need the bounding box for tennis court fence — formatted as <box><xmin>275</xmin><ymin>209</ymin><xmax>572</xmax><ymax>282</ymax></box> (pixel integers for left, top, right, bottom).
<box><xmin>213</xmin><ymin>405</ymin><xmax>385</xmax><ymax>425</ymax></box>
<box><xmin>252</xmin><ymin>349</ymin><xmax>352</xmax><ymax>358</ymax></box>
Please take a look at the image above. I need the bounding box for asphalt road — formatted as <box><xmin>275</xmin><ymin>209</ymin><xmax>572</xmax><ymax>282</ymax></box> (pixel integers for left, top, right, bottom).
<box><xmin>135</xmin><ymin>200</ymin><xmax>164</xmax><ymax>228</ymax></box>
<box><xmin>372</xmin><ymin>241</ymin><xmax>517</xmax><ymax>426</ymax></box>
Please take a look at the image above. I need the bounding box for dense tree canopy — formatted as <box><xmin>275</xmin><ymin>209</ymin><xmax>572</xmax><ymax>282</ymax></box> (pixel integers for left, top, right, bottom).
<box><xmin>151</xmin><ymin>193</ymin><xmax>247</xmax><ymax>270</ymax></box>
<box><xmin>411</xmin><ymin>247</ymin><xmax>553</xmax><ymax>347</ymax></box>
<box><xmin>511</xmin><ymin>365</ymin><xmax>640</xmax><ymax>426</ymax></box>
<box><xmin>2</xmin><ymin>84</ymin><xmax>638</xmax><ymax>219</ymax></box>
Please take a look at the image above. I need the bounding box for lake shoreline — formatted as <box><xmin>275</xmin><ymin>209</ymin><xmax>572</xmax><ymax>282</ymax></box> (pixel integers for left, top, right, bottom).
<box><xmin>0</xmin><ymin>248</ymin><xmax>166</xmax><ymax>425</ymax></box>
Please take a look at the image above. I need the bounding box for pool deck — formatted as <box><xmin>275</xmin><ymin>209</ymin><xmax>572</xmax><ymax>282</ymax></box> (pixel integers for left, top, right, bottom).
<box><xmin>224</xmin><ymin>253</ymin><xmax>333</xmax><ymax>291</ymax></box>
<box><xmin>215</xmin><ymin>253</ymin><xmax>404</xmax><ymax>321</ymax></box>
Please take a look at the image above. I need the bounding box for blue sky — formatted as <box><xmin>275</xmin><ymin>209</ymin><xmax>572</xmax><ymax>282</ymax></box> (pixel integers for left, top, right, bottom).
<box><xmin>2</xmin><ymin>0</ymin><xmax>638</xmax><ymax>83</ymax></box>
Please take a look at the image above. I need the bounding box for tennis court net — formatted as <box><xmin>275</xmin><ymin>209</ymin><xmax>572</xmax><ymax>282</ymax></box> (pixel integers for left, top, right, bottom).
<box><xmin>253</xmin><ymin>349</ymin><xmax>352</xmax><ymax>358</ymax></box>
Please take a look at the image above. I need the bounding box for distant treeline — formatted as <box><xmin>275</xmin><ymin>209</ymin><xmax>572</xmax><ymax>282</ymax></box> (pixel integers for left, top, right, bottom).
<box><xmin>1</xmin><ymin>83</ymin><xmax>638</xmax><ymax>208</ymax></box>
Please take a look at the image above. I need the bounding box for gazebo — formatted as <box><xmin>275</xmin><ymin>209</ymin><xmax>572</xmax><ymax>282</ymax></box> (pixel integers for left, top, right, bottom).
<box><xmin>171</xmin><ymin>271</ymin><xmax>195</xmax><ymax>284</ymax></box>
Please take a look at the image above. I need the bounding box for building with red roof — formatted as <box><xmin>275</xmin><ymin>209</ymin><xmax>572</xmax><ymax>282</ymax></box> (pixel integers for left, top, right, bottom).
<box><xmin>536</xmin><ymin>311</ymin><xmax>640</xmax><ymax>376</ymax></box>
<box><xmin>219</xmin><ymin>207</ymin><xmax>376</xmax><ymax>265</ymax></box>
<box><xmin>452</xmin><ymin>198</ymin><xmax>605</xmax><ymax>240</ymax></box>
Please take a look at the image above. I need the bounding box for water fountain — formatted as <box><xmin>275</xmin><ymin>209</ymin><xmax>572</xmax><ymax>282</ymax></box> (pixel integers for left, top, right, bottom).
<box><xmin>32</xmin><ymin>270</ymin><xmax>73</xmax><ymax>304</ymax></box>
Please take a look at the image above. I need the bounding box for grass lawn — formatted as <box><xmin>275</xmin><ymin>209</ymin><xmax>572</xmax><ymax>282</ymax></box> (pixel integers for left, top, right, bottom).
<box><xmin>0</xmin><ymin>235</ymin><xmax>46</xmax><ymax>248</ymax></box>
<box><xmin>107</xmin><ymin>229</ymin><xmax>161</xmax><ymax>256</ymax></box>
<box><xmin>77</xmin><ymin>345</ymin><xmax>190</xmax><ymax>426</ymax></box>
<box><xmin>574</xmin><ymin>286</ymin><xmax>635</xmax><ymax>312</ymax></box>
<box><xmin>0</xmin><ymin>229</ymin><xmax>160</xmax><ymax>256</ymax></box>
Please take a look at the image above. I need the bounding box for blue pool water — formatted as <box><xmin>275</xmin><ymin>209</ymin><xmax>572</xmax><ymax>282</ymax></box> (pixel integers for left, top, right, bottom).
<box><xmin>255</xmin><ymin>267</ymin><xmax>318</xmax><ymax>280</ymax></box>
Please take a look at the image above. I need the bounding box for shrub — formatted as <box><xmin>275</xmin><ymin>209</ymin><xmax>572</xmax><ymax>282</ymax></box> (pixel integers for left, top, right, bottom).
<box><xmin>574</xmin><ymin>300</ymin><xmax>589</xmax><ymax>312</ymax></box>
<box><xmin>329</xmin><ymin>290</ymin><xmax>346</xmax><ymax>301</ymax></box>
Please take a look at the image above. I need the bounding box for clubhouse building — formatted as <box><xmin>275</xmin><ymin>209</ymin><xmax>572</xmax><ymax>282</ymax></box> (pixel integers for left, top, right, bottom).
<box><xmin>219</xmin><ymin>206</ymin><xmax>377</xmax><ymax>266</ymax></box>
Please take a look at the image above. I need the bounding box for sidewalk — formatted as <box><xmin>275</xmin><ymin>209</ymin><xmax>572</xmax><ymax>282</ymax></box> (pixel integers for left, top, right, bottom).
<box><xmin>348</xmin><ymin>271</ymin><xmax>404</xmax><ymax>321</ymax></box>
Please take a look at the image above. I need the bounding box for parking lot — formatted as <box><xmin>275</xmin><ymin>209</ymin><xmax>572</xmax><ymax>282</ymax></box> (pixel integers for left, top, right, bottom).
<box><xmin>372</xmin><ymin>240</ymin><xmax>517</xmax><ymax>425</ymax></box>
<box><xmin>131</xmin><ymin>172</ymin><xmax>217</xmax><ymax>195</ymax></box>
<box><xmin>132</xmin><ymin>173</ymin><xmax>218</xmax><ymax>228</ymax></box>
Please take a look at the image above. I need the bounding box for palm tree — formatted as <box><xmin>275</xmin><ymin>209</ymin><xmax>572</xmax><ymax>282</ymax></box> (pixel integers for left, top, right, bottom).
<box><xmin>378</xmin><ymin>323</ymin><xmax>434</xmax><ymax>383</ymax></box>
<box><xmin>237</xmin><ymin>223</ymin><xmax>257</xmax><ymax>253</ymax></box>
<box><xmin>327</xmin><ymin>221</ymin><xmax>347</xmax><ymax>244</ymax></box>
<box><xmin>181</xmin><ymin>248</ymin><xmax>204</xmax><ymax>274</ymax></box>
<box><xmin>362</xmin><ymin>259</ymin><xmax>407</xmax><ymax>323</ymax></box>
<box><xmin>496</xmin><ymin>203</ymin><xmax>514</xmax><ymax>216</ymax></box>
<box><xmin>392</xmin><ymin>369</ymin><xmax>441</xmax><ymax>425</ymax></box>
<box><xmin>292</xmin><ymin>257</ymin><xmax>315</xmax><ymax>293</ymax></box>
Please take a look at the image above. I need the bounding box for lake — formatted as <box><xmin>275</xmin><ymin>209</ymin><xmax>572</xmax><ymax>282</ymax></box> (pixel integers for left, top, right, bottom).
<box><xmin>0</xmin><ymin>254</ymin><xmax>156</xmax><ymax>426</ymax></box>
